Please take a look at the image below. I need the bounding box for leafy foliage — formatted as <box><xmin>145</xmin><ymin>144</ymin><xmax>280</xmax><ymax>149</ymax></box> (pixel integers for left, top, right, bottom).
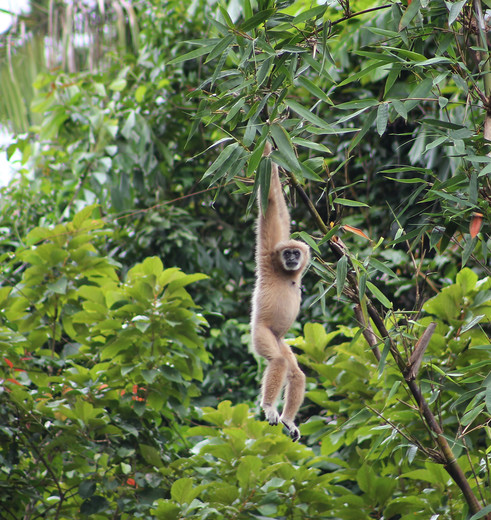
<box><xmin>0</xmin><ymin>206</ymin><xmax>209</xmax><ymax>518</ymax></box>
<box><xmin>0</xmin><ymin>0</ymin><xmax>490</xmax><ymax>519</ymax></box>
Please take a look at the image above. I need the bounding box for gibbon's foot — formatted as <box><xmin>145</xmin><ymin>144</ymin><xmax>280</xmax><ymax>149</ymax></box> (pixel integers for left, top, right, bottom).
<box><xmin>263</xmin><ymin>405</ymin><xmax>280</xmax><ymax>426</ymax></box>
<box><xmin>281</xmin><ymin>418</ymin><xmax>300</xmax><ymax>442</ymax></box>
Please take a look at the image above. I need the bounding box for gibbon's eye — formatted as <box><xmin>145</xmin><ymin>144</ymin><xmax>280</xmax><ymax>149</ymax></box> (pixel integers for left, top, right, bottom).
<box><xmin>283</xmin><ymin>249</ymin><xmax>300</xmax><ymax>260</ymax></box>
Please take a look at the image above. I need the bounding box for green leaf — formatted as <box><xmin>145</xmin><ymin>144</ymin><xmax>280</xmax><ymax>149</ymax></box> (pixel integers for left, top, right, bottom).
<box><xmin>486</xmin><ymin>382</ymin><xmax>491</xmax><ymax>413</ymax></box>
<box><xmin>270</xmin><ymin>124</ymin><xmax>300</xmax><ymax>171</ymax></box>
<box><xmin>378</xmin><ymin>337</ymin><xmax>391</xmax><ymax>375</ymax></box>
<box><xmin>336</xmin><ymin>255</ymin><xmax>348</xmax><ymax>298</ymax></box>
<box><xmin>285</xmin><ymin>99</ymin><xmax>333</xmax><ymax>131</ymax></box>
<box><xmin>462</xmin><ymin>237</ymin><xmax>478</xmax><ymax>267</ymax></box>
<box><xmin>80</xmin><ymin>496</ymin><xmax>109</xmax><ymax>515</ymax></box>
<box><xmin>247</xmin><ymin>139</ymin><xmax>267</xmax><ymax>177</ymax></box>
<box><xmin>296</xmin><ymin>76</ymin><xmax>331</xmax><ymax>104</ymax></box>
<box><xmin>171</xmin><ymin>478</ymin><xmax>199</xmax><ymax>505</ymax></box>
<box><xmin>257</xmin><ymin>56</ymin><xmax>273</xmax><ymax>87</ymax></box>
<box><xmin>405</xmin><ymin>78</ymin><xmax>433</xmax><ymax>111</ymax></box>
<box><xmin>392</xmin><ymin>99</ymin><xmax>408</xmax><ymax>120</ymax></box>
<box><xmin>377</xmin><ymin>103</ymin><xmax>389</xmax><ymax>136</ymax></box>
<box><xmin>292</xmin><ymin>5</ymin><xmax>327</xmax><ymax>24</ymax></box>
<box><xmin>338</xmin><ymin>62</ymin><xmax>385</xmax><ymax>87</ymax></box>
<box><xmin>109</xmin><ymin>78</ymin><xmax>127</xmax><ymax>91</ymax></box>
<box><xmin>349</xmin><ymin>110</ymin><xmax>376</xmax><ymax>151</ymax></box>
<box><xmin>140</xmin><ymin>444</ymin><xmax>163</xmax><ymax>468</ymax></box>
<box><xmin>292</xmin><ymin>137</ymin><xmax>331</xmax><ymax>154</ymax></box>
<box><xmin>239</xmin><ymin>8</ymin><xmax>275</xmax><ymax>32</ymax></box>
<box><xmin>167</xmin><ymin>43</ymin><xmax>216</xmax><ymax>65</ymax></box>
<box><xmin>470</xmin><ymin>505</ymin><xmax>491</xmax><ymax>520</ymax></box>
<box><xmin>257</xmin><ymin>156</ymin><xmax>272</xmax><ymax>214</ymax></box>
<box><xmin>335</xmin><ymin>198</ymin><xmax>369</xmax><ymax>207</ymax></box>
<box><xmin>25</xmin><ymin>226</ymin><xmax>52</xmax><ymax>246</ymax></box>
<box><xmin>135</xmin><ymin>85</ymin><xmax>146</xmax><ymax>103</ymax></box>
<box><xmin>218</xmin><ymin>3</ymin><xmax>234</xmax><ymax>28</ymax></box>
<box><xmin>73</xmin><ymin>203</ymin><xmax>99</xmax><ymax>228</ymax></box>
<box><xmin>205</xmin><ymin>34</ymin><xmax>234</xmax><ymax>63</ymax></box>
<box><xmin>152</xmin><ymin>500</ymin><xmax>180</xmax><ymax>519</ymax></box>
<box><xmin>48</xmin><ymin>276</ymin><xmax>68</xmax><ymax>295</ymax></box>
<box><xmin>202</xmin><ymin>143</ymin><xmax>238</xmax><ymax>181</ymax></box>
<box><xmin>207</xmin><ymin>482</ymin><xmax>239</xmax><ymax>505</ymax></box>
<box><xmin>461</xmin><ymin>403</ymin><xmax>485</xmax><ymax>426</ymax></box>
<box><xmin>78</xmin><ymin>480</ymin><xmax>96</xmax><ymax>499</ymax></box>
<box><xmin>399</xmin><ymin>0</ymin><xmax>421</xmax><ymax>31</ymax></box>
<box><xmin>369</xmin><ymin>258</ymin><xmax>399</xmax><ymax>279</ymax></box>
<box><xmin>367</xmin><ymin>281</ymin><xmax>392</xmax><ymax>309</ymax></box>
<box><xmin>447</xmin><ymin>0</ymin><xmax>467</xmax><ymax>25</ymax></box>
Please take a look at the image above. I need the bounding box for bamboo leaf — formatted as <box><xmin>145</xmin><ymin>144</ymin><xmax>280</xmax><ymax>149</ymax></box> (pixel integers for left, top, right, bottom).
<box><xmin>292</xmin><ymin>5</ymin><xmax>327</xmax><ymax>24</ymax></box>
<box><xmin>336</xmin><ymin>255</ymin><xmax>348</xmax><ymax>298</ymax></box>
<box><xmin>168</xmin><ymin>43</ymin><xmax>217</xmax><ymax>65</ymax></box>
<box><xmin>391</xmin><ymin>99</ymin><xmax>408</xmax><ymax>120</ymax></box>
<box><xmin>205</xmin><ymin>34</ymin><xmax>234</xmax><ymax>63</ymax></box>
<box><xmin>335</xmin><ymin>198</ymin><xmax>369</xmax><ymax>208</ymax></box>
<box><xmin>377</xmin><ymin>103</ymin><xmax>389</xmax><ymax>136</ymax></box>
<box><xmin>447</xmin><ymin>0</ymin><xmax>467</xmax><ymax>25</ymax></box>
<box><xmin>296</xmin><ymin>76</ymin><xmax>331</xmax><ymax>103</ymax></box>
<box><xmin>258</xmin><ymin>156</ymin><xmax>271</xmax><ymax>215</ymax></box>
<box><xmin>369</xmin><ymin>258</ymin><xmax>399</xmax><ymax>279</ymax></box>
<box><xmin>367</xmin><ymin>281</ymin><xmax>392</xmax><ymax>309</ymax></box>
<box><xmin>270</xmin><ymin>124</ymin><xmax>300</xmax><ymax>171</ymax></box>
<box><xmin>246</xmin><ymin>139</ymin><xmax>267</xmax><ymax>177</ymax></box>
<box><xmin>285</xmin><ymin>99</ymin><xmax>333</xmax><ymax>130</ymax></box>
<box><xmin>239</xmin><ymin>8</ymin><xmax>275</xmax><ymax>32</ymax></box>
<box><xmin>399</xmin><ymin>0</ymin><xmax>421</xmax><ymax>31</ymax></box>
<box><xmin>349</xmin><ymin>110</ymin><xmax>376</xmax><ymax>151</ymax></box>
<box><xmin>202</xmin><ymin>143</ymin><xmax>237</xmax><ymax>180</ymax></box>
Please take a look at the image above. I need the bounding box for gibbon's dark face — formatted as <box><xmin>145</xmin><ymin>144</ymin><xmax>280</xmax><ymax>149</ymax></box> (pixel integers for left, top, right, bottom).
<box><xmin>281</xmin><ymin>248</ymin><xmax>302</xmax><ymax>271</ymax></box>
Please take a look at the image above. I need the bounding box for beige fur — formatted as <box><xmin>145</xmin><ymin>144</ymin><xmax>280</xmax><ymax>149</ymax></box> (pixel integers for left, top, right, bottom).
<box><xmin>251</xmin><ymin>141</ymin><xmax>310</xmax><ymax>441</ymax></box>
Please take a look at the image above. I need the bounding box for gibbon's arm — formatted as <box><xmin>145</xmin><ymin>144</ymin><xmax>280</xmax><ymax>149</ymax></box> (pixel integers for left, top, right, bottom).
<box><xmin>257</xmin><ymin>143</ymin><xmax>291</xmax><ymax>252</ymax></box>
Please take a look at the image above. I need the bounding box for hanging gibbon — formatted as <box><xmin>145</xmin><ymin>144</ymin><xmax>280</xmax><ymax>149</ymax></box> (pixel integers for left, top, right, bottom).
<box><xmin>250</xmin><ymin>141</ymin><xmax>310</xmax><ymax>441</ymax></box>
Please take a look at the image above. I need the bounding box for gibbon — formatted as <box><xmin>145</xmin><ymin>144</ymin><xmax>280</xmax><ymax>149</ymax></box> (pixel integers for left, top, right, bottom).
<box><xmin>251</xmin><ymin>141</ymin><xmax>310</xmax><ymax>441</ymax></box>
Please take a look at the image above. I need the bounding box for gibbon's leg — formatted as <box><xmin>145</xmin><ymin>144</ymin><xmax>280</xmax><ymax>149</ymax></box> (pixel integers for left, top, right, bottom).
<box><xmin>253</xmin><ymin>323</ymin><xmax>288</xmax><ymax>426</ymax></box>
<box><xmin>279</xmin><ymin>340</ymin><xmax>306</xmax><ymax>441</ymax></box>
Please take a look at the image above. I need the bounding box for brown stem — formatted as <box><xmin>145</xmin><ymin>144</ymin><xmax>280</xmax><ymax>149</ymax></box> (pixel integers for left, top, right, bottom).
<box><xmin>353</xmin><ymin>304</ymin><xmax>381</xmax><ymax>361</ymax></box>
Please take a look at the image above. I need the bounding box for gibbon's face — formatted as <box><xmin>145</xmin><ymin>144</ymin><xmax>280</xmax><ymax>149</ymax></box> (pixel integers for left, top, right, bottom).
<box><xmin>281</xmin><ymin>248</ymin><xmax>303</xmax><ymax>271</ymax></box>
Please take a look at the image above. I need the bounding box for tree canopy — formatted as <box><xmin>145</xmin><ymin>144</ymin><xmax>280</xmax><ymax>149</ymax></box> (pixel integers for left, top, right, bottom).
<box><xmin>0</xmin><ymin>0</ymin><xmax>490</xmax><ymax>519</ymax></box>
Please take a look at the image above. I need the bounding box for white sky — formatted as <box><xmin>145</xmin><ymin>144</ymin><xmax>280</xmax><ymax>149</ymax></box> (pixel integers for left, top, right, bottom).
<box><xmin>0</xmin><ymin>0</ymin><xmax>30</xmax><ymax>33</ymax></box>
<box><xmin>0</xmin><ymin>1</ymin><xmax>31</xmax><ymax>186</ymax></box>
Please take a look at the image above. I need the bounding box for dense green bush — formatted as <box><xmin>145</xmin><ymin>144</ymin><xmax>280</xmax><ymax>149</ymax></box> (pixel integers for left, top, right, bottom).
<box><xmin>0</xmin><ymin>206</ymin><xmax>209</xmax><ymax>517</ymax></box>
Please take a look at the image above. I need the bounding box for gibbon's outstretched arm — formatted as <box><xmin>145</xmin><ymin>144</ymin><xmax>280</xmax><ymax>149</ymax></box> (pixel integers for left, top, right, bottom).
<box><xmin>256</xmin><ymin>141</ymin><xmax>291</xmax><ymax>254</ymax></box>
<box><xmin>251</xmin><ymin>141</ymin><xmax>310</xmax><ymax>442</ymax></box>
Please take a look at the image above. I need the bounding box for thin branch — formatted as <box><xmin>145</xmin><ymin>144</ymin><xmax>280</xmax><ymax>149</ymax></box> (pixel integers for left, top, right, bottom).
<box><xmin>353</xmin><ymin>304</ymin><xmax>381</xmax><ymax>361</ymax></box>
<box><xmin>330</xmin><ymin>4</ymin><xmax>392</xmax><ymax>27</ymax></box>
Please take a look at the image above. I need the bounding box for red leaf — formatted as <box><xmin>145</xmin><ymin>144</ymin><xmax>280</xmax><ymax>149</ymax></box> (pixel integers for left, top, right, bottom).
<box><xmin>342</xmin><ymin>224</ymin><xmax>370</xmax><ymax>240</ymax></box>
<box><xmin>7</xmin><ymin>378</ymin><xmax>23</xmax><ymax>386</ymax></box>
<box><xmin>469</xmin><ymin>213</ymin><xmax>483</xmax><ymax>238</ymax></box>
<box><xmin>3</xmin><ymin>357</ymin><xmax>13</xmax><ymax>369</ymax></box>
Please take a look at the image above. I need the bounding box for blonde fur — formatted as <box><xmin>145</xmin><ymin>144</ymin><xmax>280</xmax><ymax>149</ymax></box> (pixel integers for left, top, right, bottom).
<box><xmin>251</xmin><ymin>141</ymin><xmax>310</xmax><ymax>441</ymax></box>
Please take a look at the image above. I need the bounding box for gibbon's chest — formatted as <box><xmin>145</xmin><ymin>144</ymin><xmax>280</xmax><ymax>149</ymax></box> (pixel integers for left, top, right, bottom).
<box><xmin>254</xmin><ymin>276</ymin><xmax>302</xmax><ymax>336</ymax></box>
